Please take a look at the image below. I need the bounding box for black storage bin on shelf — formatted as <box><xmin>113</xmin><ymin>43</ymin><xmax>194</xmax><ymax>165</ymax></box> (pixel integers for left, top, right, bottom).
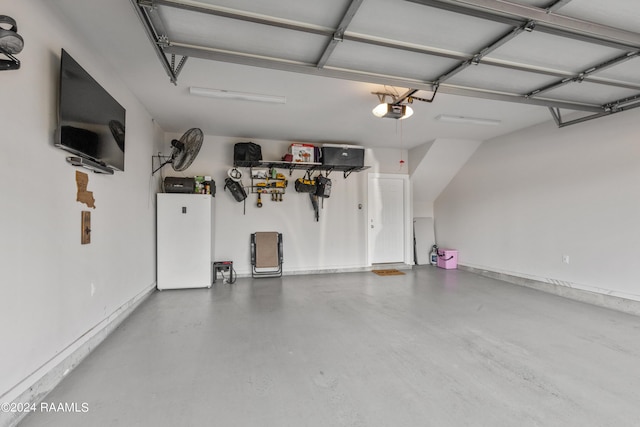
<box><xmin>234</xmin><ymin>142</ymin><xmax>262</xmax><ymax>167</ymax></box>
<box><xmin>321</xmin><ymin>144</ymin><xmax>364</xmax><ymax>168</ymax></box>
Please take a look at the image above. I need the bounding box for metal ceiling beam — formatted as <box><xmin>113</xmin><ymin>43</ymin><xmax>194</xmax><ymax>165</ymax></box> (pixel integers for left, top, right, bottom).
<box><xmin>605</xmin><ymin>93</ymin><xmax>640</xmax><ymax>112</ymax></box>
<box><xmin>403</xmin><ymin>0</ymin><xmax>640</xmax><ymax>109</ymax></box>
<box><xmin>344</xmin><ymin>33</ymin><xmax>472</xmax><ymax>62</ymax></box>
<box><xmin>166</xmin><ymin>43</ymin><xmax>438</xmax><ymax>91</ymax></box>
<box><xmin>140</xmin><ymin>0</ymin><xmax>576</xmax><ymax>77</ymax></box>
<box><xmin>438</xmin><ymin>83</ymin><xmax>602</xmax><ymax>112</ymax></box>
<box><xmin>138</xmin><ymin>0</ymin><xmax>640</xmax><ymax>92</ymax></box>
<box><xmin>133</xmin><ymin>0</ymin><xmax>637</xmax><ymax>118</ymax></box>
<box><xmin>433</xmin><ymin>20</ymin><xmax>534</xmax><ymax>85</ymax></box>
<box><xmin>546</xmin><ymin>0</ymin><xmax>573</xmax><ymax>13</ymax></box>
<box><xmin>358</xmin><ymin>34</ymin><xmax>640</xmax><ymax>92</ymax></box>
<box><xmin>526</xmin><ymin>51</ymin><xmax>640</xmax><ymax>98</ymax></box>
<box><xmin>555</xmin><ymin>111</ymin><xmax>611</xmax><ymax>127</ymax></box>
<box><xmin>405</xmin><ymin>0</ymin><xmax>640</xmax><ymax>51</ymax></box>
<box><xmin>164</xmin><ymin>42</ymin><xmax>604</xmax><ymax>113</ymax></box>
<box><xmin>131</xmin><ymin>0</ymin><xmax>179</xmax><ymax>84</ymax></box>
<box><xmin>405</xmin><ymin>0</ymin><xmax>522</xmax><ymax>27</ymax></box>
<box><xmin>343</xmin><ymin>33</ymin><xmax>640</xmax><ymax>91</ymax></box>
<box><xmin>143</xmin><ymin>0</ymin><xmax>333</xmax><ymax>36</ymax></box>
<box><xmin>139</xmin><ymin>0</ymin><xmax>170</xmax><ymax>40</ymax></box>
<box><xmin>316</xmin><ymin>0</ymin><xmax>364</xmax><ymax>69</ymax></box>
<box><xmin>420</xmin><ymin>0</ymin><xmax>640</xmax><ymax>102</ymax></box>
<box><xmin>448</xmin><ymin>0</ymin><xmax>640</xmax><ymax>47</ymax></box>
<box><xmin>144</xmin><ymin>0</ymin><xmax>480</xmax><ymax>64</ymax></box>
<box><xmin>549</xmin><ymin>98</ymin><xmax>640</xmax><ymax>128</ymax></box>
<box><xmin>548</xmin><ymin>107</ymin><xmax>562</xmax><ymax>126</ymax></box>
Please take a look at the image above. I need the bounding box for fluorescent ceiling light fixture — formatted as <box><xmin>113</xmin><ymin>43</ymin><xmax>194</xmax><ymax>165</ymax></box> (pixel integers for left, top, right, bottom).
<box><xmin>372</xmin><ymin>103</ymin><xmax>413</xmax><ymax>120</ymax></box>
<box><xmin>189</xmin><ymin>87</ymin><xmax>286</xmax><ymax>104</ymax></box>
<box><xmin>435</xmin><ymin>114</ymin><xmax>501</xmax><ymax>126</ymax></box>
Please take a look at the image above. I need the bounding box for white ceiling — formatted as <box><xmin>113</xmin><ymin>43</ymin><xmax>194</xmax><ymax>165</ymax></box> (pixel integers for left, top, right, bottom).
<box><xmin>46</xmin><ymin>0</ymin><xmax>640</xmax><ymax>150</ymax></box>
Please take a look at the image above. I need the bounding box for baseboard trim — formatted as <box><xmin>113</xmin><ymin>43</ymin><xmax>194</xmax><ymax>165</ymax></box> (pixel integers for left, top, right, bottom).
<box><xmin>228</xmin><ymin>263</ymin><xmax>414</xmax><ymax>279</ymax></box>
<box><xmin>459</xmin><ymin>264</ymin><xmax>640</xmax><ymax>317</ymax></box>
<box><xmin>1</xmin><ymin>283</ymin><xmax>155</xmax><ymax>427</ymax></box>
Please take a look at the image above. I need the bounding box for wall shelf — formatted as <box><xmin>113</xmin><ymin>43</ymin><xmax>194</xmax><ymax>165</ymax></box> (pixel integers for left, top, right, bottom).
<box><xmin>234</xmin><ymin>161</ymin><xmax>370</xmax><ymax>178</ymax></box>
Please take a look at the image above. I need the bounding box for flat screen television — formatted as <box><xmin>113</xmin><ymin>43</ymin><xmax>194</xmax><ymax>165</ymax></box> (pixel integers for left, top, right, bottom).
<box><xmin>56</xmin><ymin>49</ymin><xmax>126</xmax><ymax>171</ymax></box>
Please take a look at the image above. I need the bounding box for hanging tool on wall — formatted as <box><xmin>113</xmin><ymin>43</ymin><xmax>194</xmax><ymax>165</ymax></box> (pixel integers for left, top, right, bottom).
<box><xmin>309</xmin><ymin>193</ymin><xmax>319</xmax><ymax>222</ymax></box>
<box><xmin>256</xmin><ymin>180</ymin><xmax>288</xmax><ymax>190</ymax></box>
<box><xmin>294</xmin><ymin>170</ymin><xmax>321</xmax><ymax>221</ymax></box>
<box><xmin>315</xmin><ymin>174</ymin><xmax>331</xmax><ymax>198</ymax></box>
<box><xmin>251</xmin><ymin>171</ymin><xmax>288</xmax><ymax>208</ymax></box>
<box><xmin>314</xmin><ymin>172</ymin><xmax>331</xmax><ymax>211</ymax></box>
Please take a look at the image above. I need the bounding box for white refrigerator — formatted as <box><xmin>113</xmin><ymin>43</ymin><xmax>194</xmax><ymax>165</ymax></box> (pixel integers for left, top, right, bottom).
<box><xmin>157</xmin><ymin>193</ymin><xmax>214</xmax><ymax>290</ymax></box>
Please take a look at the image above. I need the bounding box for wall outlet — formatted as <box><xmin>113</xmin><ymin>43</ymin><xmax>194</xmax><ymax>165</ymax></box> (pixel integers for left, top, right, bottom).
<box><xmin>562</xmin><ymin>255</ymin><xmax>570</xmax><ymax>264</ymax></box>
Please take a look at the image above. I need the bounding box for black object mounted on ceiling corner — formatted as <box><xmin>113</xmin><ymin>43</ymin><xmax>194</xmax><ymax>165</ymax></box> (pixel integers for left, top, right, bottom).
<box><xmin>0</xmin><ymin>15</ymin><xmax>23</xmax><ymax>70</ymax></box>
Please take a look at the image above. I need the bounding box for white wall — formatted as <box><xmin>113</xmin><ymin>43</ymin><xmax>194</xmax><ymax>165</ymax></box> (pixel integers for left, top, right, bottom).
<box><xmin>434</xmin><ymin>111</ymin><xmax>640</xmax><ymax>301</ymax></box>
<box><xmin>409</xmin><ymin>141</ymin><xmax>435</xmax><ymax>218</ymax></box>
<box><xmin>410</xmin><ymin>138</ymin><xmax>482</xmax><ymax>218</ymax></box>
<box><xmin>0</xmin><ymin>1</ymin><xmax>161</xmax><ymax>406</ymax></box>
<box><xmin>162</xmin><ymin>136</ymin><xmax>408</xmax><ymax>274</ymax></box>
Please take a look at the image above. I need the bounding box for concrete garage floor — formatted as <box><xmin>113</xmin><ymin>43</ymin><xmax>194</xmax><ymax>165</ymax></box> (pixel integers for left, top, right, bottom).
<box><xmin>20</xmin><ymin>267</ymin><xmax>640</xmax><ymax>426</ymax></box>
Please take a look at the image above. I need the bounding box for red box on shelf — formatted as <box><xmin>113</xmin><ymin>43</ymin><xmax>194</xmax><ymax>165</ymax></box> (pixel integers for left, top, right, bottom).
<box><xmin>289</xmin><ymin>143</ymin><xmax>315</xmax><ymax>163</ymax></box>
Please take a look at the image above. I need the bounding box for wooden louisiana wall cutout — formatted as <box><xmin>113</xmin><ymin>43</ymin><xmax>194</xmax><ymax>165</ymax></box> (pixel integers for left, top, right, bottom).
<box><xmin>75</xmin><ymin>171</ymin><xmax>96</xmax><ymax>209</ymax></box>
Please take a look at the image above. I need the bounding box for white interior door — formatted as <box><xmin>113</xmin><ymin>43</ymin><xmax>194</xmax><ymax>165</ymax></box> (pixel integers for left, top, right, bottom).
<box><xmin>368</xmin><ymin>175</ymin><xmax>407</xmax><ymax>264</ymax></box>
